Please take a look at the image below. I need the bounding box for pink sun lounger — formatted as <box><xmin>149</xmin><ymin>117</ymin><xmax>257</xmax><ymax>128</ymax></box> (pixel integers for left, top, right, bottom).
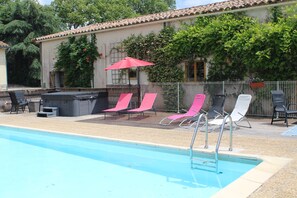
<box><xmin>159</xmin><ymin>94</ymin><xmax>206</xmax><ymax>125</ymax></box>
<box><xmin>103</xmin><ymin>93</ymin><xmax>133</xmax><ymax>119</ymax></box>
<box><xmin>127</xmin><ymin>93</ymin><xmax>157</xmax><ymax>119</ymax></box>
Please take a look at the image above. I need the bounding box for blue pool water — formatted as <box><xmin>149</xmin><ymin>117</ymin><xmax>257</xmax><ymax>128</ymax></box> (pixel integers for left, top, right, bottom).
<box><xmin>0</xmin><ymin>126</ymin><xmax>260</xmax><ymax>198</ymax></box>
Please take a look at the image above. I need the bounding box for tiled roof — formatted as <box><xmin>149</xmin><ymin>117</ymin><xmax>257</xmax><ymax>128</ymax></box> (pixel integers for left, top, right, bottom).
<box><xmin>35</xmin><ymin>0</ymin><xmax>296</xmax><ymax>42</ymax></box>
<box><xmin>0</xmin><ymin>41</ymin><xmax>9</xmax><ymax>48</ymax></box>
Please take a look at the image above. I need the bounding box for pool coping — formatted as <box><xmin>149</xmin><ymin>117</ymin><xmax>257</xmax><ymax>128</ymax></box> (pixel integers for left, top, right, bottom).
<box><xmin>212</xmin><ymin>153</ymin><xmax>292</xmax><ymax>197</ymax></box>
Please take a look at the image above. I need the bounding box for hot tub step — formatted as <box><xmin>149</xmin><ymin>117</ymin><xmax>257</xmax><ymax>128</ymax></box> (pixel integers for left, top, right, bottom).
<box><xmin>37</xmin><ymin>112</ymin><xmax>55</xmax><ymax>117</ymax></box>
<box><xmin>37</xmin><ymin>107</ymin><xmax>59</xmax><ymax>117</ymax></box>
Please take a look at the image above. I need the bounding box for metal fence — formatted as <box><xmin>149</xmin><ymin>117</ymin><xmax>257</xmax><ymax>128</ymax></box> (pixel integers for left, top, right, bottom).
<box><xmin>1</xmin><ymin>82</ymin><xmax>296</xmax><ymax>117</ymax></box>
<box><xmin>140</xmin><ymin>81</ymin><xmax>297</xmax><ymax>117</ymax></box>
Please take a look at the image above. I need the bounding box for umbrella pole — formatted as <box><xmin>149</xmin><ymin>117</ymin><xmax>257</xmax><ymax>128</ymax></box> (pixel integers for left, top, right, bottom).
<box><xmin>128</xmin><ymin>69</ymin><xmax>132</xmax><ymax>94</ymax></box>
<box><xmin>128</xmin><ymin>69</ymin><xmax>131</xmax><ymax>86</ymax></box>
<box><xmin>137</xmin><ymin>68</ymin><xmax>140</xmax><ymax>107</ymax></box>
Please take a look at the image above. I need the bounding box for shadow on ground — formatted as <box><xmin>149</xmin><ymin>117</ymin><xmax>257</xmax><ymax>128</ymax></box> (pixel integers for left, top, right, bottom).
<box><xmin>77</xmin><ymin>112</ymin><xmax>179</xmax><ymax>130</ymax></box>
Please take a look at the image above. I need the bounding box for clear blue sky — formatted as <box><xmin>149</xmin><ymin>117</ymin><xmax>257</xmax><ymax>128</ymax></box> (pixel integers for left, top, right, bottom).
<box><xmin>39</xmin><ymin>0</ymin><xmax>226</xmax><ymax>9</ymax></box>
<box><xmin>176</xmin><ymin>0</ymin><xmax>225</xmax><ymax>8</ymax></box>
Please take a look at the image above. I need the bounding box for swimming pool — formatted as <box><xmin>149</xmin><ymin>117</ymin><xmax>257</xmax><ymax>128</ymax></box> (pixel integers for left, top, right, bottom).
<box><xmin>0</xmin><ymin>125</ymin><xmax>261</xmax><ymax>198</ymax></box>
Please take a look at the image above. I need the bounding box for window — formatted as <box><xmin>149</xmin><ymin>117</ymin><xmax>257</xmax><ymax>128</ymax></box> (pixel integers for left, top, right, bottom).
<box><xmin>185</xmin><ymin>61</ymin><xmax>206</xmax><ymax>82</ymax></box>
<box><xmin>109</xmin><ymin>42</ymin><xmax>127</xmax><ymax>84</ymax></box>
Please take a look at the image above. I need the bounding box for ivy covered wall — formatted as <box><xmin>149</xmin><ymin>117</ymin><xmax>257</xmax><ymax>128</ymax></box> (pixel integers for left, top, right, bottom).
<box><xmin>123</xmin><ymin>6</ymin><xmax>297</xmax><ymax>82</ymax></box>
<box><xmin>55</xmin><ymin>34</ymin><xmax>99</xmax><ymax>87</ymax></box>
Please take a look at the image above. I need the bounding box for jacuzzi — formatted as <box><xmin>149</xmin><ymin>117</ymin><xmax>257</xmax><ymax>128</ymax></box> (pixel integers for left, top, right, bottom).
<box><xmin>41</xmin><ymin>91</ymin><xmax>108</xmax><ymax>116</ymax></box>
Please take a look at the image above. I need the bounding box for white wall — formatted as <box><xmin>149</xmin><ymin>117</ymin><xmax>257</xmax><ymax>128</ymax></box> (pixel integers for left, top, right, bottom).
<box><xmin>40</xmin><ymin>39</ymin><xmax>67</xmax><ymax>88</ymax></box>
<box><xmin>246</xmin><ymin>7</ymin><xmax>270</xmax><ymax>22</ymax></box>
<box><xmin>0</xmin><ymin>49</ymin><xmax>7</xmax><ymax>90</ymax></box>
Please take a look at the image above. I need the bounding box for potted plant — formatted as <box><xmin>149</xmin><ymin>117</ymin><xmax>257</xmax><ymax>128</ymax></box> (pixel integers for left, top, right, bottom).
<box><xmin>249</xmin><ymin>77</ymin><xmax>265</xmax><ymax>89</ymax></box>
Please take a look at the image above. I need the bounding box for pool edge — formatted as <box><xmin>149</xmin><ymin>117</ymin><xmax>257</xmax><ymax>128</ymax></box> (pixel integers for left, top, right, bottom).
<box><xmin>212</xmin><ymin>155</ymin><xmax>292</xmax><ymax>198</ymax></box>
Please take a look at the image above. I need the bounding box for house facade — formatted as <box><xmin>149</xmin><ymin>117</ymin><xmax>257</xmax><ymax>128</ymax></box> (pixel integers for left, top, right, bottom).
<box><xmin>35</xmin><ymin>0</ymin><xmax>297</xmax><ymax>89</ymax></box>
<box><xmin>0</xmin><ymin>41</ymin><xmax>9</xmax><ymax>90</ymax></box>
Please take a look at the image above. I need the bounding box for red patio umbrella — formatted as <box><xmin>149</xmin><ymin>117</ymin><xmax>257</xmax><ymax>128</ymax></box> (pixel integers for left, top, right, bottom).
<box><xmin>104</xmin><ymin>57</ymin><xmax>154</xmax><ymax>71</ymax></box>
<box><xmin>105</xmin><ymin>57</ymin><xmax>154</xmax><ymax>85</ymax></box>
<box><xmin>105</xmin><ymin>57</ymin><xmax>155</xmax><ymax>105</ymax></box>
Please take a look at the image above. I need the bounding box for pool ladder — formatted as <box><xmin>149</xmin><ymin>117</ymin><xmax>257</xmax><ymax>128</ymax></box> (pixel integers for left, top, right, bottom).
<box><xmin>189</xmin><ymin>114</ymin><xmax>233</xmax><ymax>173</ymax></box>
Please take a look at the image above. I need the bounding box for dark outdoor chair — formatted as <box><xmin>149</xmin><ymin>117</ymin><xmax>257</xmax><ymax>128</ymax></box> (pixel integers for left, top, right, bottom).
<box><xmin>205</xmin><ymin>94</ymin><xmax>226</xmax><ymax>119</ymax></box>
<box><xmin>271</xmin><ymin>90</ymin><xmax>297</xmax><ymax>127</ymax></box>
<box><xmin>8</xmin><ymin>91</ymin><xmax>29</xmax><ymax>114</ymax></box>
<box><xmin>179</xmin><ymin>94</ymin><xmax>226</xmax><ymax>127</ymax></box>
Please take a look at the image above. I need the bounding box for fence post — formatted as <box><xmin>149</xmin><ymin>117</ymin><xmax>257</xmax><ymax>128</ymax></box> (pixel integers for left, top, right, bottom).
<box><xmin>222</xmin><ymin>81</ymin><xmax>225</xmax><ymax>113</ymax></box>
<box><xmin>276</xmin><ymin>81</ymin><xmax>280</xmax><ymax>118</ymax></box>
<box><xmin>177</xmin><ymin>82</ymin><xmax>180</xmax><ymax>113</ymax></box>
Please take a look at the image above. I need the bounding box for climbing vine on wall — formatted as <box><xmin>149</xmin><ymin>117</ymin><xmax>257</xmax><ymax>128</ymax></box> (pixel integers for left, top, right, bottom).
<box><xmin>55</xmin><ymin>34</ymin><xmax>99</xmax><ymax>87</ymax></box>
<box><xmin>123</xmin><ymin>11</ymin><xmax>297</xmax><ymax>83</ymax></box>
<box><xmin>165</xmin><ymin>8</ymin><xmax>297</xmax><ymax>81</ymax></box>
<box><xmin>122</xmin><ymin>27</ymin><xmax>185</xmax><ymax>111</ymax></box>
<box><xmin>122</xmin><ymin>27</ymin><xmax>184</xmax><ymax>83</ymax></box>
<box><xmin>122</xmin><ymin>6</ymin><xmax>297</xmax><ymax>110</ymax></box>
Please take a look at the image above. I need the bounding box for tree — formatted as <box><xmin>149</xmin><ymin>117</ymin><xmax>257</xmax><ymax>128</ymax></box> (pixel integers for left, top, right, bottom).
<box><xmin>128</xmin><ymin>0</ymin><xmax>175</xmax><ymax>15</ymax></box>
<box><xmin>52</xmin><ymin>0</ymin><xmax>175</xmax><ymax>29</ymax></box>
<box><xmin>0</xmin><ymin>0</ymin><xmax>63</xmax><ymax>86</ymax></box>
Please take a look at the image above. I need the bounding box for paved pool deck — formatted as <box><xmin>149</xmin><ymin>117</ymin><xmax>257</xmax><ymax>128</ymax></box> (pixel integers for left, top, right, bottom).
<box><xmin>0</xmin><ymin>111</ymin><xmax>296</xmax><ymax>198</ymax></box>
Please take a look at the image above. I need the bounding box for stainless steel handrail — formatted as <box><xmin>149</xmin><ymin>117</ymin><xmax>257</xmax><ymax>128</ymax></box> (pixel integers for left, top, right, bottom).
<box><xmin>214</xmin><ymin>114</ymin><xmax>233</xmax><ymax>173</ymax></box>
<box><xmin>189</xmin><ymin>113</ymin><xmax>208</xmax><ymax>160</ymax></box>
<box><xmin>190</xmin><ymin>114</ymin><xmax>233</xmax><ymax>173</ymax></box>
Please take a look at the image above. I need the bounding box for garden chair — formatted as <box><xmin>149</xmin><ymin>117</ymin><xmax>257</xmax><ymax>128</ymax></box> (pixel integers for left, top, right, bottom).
<box><xmin>179</xmin><ymin>94</ymin><xmax>226</xmax><ymax>128</ymax></box>
<box><xmin>159</xmin><ymin>94</ymin><xmax>206</xmax><ymax>125</ymax></box>
<box><xmin>271</xmin><ymin>90</ymin><xmax>297</xmax><ymax>127</ymax></box>
<box><xmin>127</xmin><ymin>93</ymin><xmax>157</xmax><ymax>119</ymax></box>
<box><xmin>8</xmin><ymin>91</ymin><xmax>29</xmax><ymax>114</ymax></box>
<box><xmin>208</xmin><ymin>94</ymin><xmax>252</xmax><ymax>130</ymax></box>
<box><xmin>102</xmin><ymin>93</ymin><xmax>133</xmax><ymax>119</ymax></box>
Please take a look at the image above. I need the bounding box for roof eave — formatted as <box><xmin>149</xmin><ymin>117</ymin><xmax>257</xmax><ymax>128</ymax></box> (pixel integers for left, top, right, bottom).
<box><xmin>34</xmin><ymin>0</ymin><xmax>297</xmax><ymax>43</ymax></box>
